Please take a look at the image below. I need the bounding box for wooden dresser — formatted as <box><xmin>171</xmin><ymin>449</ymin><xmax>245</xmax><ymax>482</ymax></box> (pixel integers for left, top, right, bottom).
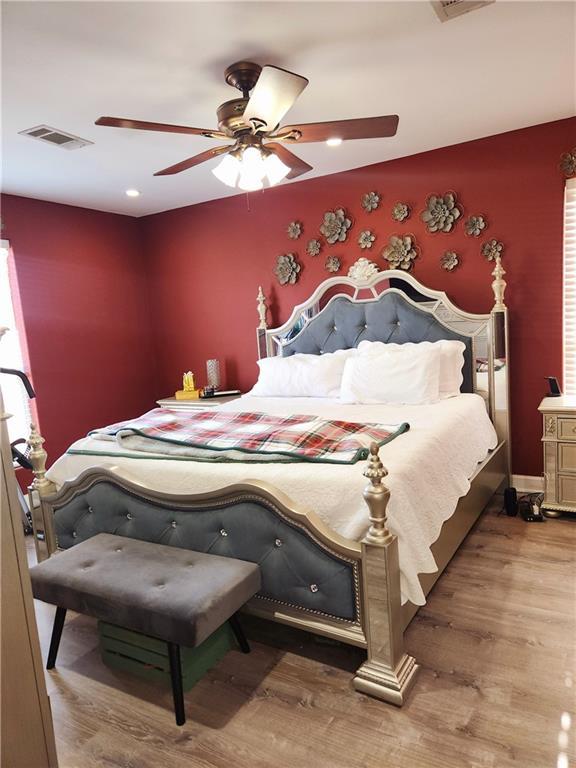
<box><xmin>539</xmin><ymin>395</ymin><xmax>576</xmax><ymax>517</ymax></box>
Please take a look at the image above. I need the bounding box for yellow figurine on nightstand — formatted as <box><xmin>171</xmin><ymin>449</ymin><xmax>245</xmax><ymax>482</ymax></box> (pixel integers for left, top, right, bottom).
<box><xmin>175</xmin><ymin>371</ymin><xmax>200</xmax><ymax>400</ymax></box>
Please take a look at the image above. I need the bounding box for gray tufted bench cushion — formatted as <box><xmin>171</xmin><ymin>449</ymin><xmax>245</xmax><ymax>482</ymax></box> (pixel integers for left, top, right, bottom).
<box><xmin>30</xmin><ymin>533</ymin><xmax>261</xmax><ymax>647</ymax></box>
<box><xmin>30</xmin><ymin>533</ymin><xmax>261</xmax><ymax>725</ymax></box>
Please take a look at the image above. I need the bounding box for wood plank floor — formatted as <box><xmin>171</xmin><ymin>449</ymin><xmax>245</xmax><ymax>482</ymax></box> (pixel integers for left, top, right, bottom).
<box><xmin>28</xmin><ymin>497</ymin><xmax>576</xmax><ymax>768</ymax></box>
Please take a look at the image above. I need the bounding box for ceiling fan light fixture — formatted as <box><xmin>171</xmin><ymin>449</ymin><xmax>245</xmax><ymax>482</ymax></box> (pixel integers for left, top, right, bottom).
<box><xmin>242</xmin><ymin>146</ymin><xmax>267</xmax><ymax>180</ymax></box>
<box><xmin>212</xmin><ymin>153</ymin><xmax>241</xmax><ymax>187</ymax></box>
<box><xmin>236</xmin><ymin>146</ymin><xmax>267</xmax><ymax>190</ymax></box>
<box><xmin>264</xmin><ymin>152</ymin><xmax>290</xmax><ymax>185</ymax></box>
<box><xmin>326</xmin><ymin>137</ymin><xmax>342</xmax><ymax>147</ymax></box>
<box><xmin>238</xmin><ymin>173</ymin><xmax>264</xmax><ymax>192</ymax></box>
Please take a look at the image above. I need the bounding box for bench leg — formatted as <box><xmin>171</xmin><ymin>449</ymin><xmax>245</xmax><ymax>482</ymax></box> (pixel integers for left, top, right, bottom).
<box><xmin>229</xmin><ymin>613</ymin><xmax>250</xmax><ymax>654</ymax></box>
<box><xmin>47</xmin><ymin>606</ymin><xmax>67</xmax><ymax>670</ymax></box>
<box><xmin>167</xmin><ymin>642</ymin><xmax>185</xmax><ymax>726</ymax></box>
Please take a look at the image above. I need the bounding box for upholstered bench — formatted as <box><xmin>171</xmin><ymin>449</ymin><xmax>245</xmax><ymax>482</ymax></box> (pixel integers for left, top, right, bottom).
<box><xmin>29</xmin><ymin>533</ymin><xmax>261</xmax><ymax>725</ymax></box>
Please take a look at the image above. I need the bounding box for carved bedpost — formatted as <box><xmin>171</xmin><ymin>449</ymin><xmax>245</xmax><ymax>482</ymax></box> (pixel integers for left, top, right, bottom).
<box><xmin>256</xmin><ymin>286</ymin><xmax>269</xmax><ymax>360</ymax></box>
<box><xmin>257</xmin><ymin>286</ymin><xmax>268</xmax><ymax>330</ymax></box>
<box><xmin>491</xmin><ymin>254</ymin><xmax>507</xmax><ymax>311</ymax></box>
<box><xmin>27</xmin><ymin>423</ymin><xmax>57</xmax><ymax>561</ymax></box>
<box><xmin>27</xmin><ymin>424</ymin><xmax>56</xmax><ymax>498</ymax></box>
<box><xmin>490</xmin><ymin>255</ymin><xmax>511</xmax><ymax>482</ymax></box>
<box><xmin>353</xmin><ymin>443</ymin><xmax>418</xmax><ymax>705</ymax></box>
<box><xmin>363</xmin><ymin>444</ymin><xmax>393</xmax><ymax>546</ymax></box>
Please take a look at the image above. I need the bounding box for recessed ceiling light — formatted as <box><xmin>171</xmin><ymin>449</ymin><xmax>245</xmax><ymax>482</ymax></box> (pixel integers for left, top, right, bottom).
<box><xmin>326</xmin><ymin>138</ymin><xmax>342</xmax><ymax>147</ymax></box>
<box><xmin>125</xmin><ymin>189</ymin><xmax>140</xmax><ymax>197</ymax></box>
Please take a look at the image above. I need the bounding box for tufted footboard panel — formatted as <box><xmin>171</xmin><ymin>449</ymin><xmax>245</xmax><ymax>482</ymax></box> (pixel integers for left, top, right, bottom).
<box><xmin>52</xmin><ymin>479</ymin><xmax>359</xmax><ymax>622</ymax></box>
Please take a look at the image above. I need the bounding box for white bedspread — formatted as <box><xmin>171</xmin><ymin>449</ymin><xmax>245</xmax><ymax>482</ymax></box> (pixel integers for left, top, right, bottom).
<box><xmin>47</xmin><ymin>394</ymin><xmax>498</xmax><ymax>606</ymax></box>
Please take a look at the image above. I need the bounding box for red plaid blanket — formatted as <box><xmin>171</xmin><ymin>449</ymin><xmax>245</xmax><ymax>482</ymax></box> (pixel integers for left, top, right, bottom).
<box><xmin>90</xmin><ymin>408</ymin><xmax>409</xmax><ymax>464</ymax></box>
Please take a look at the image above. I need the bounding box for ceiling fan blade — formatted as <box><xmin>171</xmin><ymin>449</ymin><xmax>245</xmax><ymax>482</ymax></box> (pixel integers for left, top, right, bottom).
<box><xmin>244</xmin><ymin>66</ymin><xmax>308</xmax><ymax>132</ymax></box>
<box><xmin>275</xmin><ymin>115</ymin><xmax>399</xmax><ymax>143</ymax></box>
<box><xmin>96</xmin><ymin>116</ymin><xmax>226</xmax><ymax>140</ymax></box>
<box><xmin>265</xmin><ymin>142</ymin><xmax>313</xmax><ymax>180</ymax></box>
<box><xmin>154</xmin><ymin>145</ymin><xmax>231</xmax><ymax>176</ymax></box>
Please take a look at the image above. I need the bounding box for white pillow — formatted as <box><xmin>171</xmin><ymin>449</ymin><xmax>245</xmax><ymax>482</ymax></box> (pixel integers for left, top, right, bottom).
<box><xmin>357</xmin><ymin>339</ymin><xmax>465</xmax><ymax>399</ymax></box>
<box><xmin>247</xmin><ymin>349</ymin><xmax>357</xmax><ymax>398</ymax></box>
<box><xmin>340</xmin><ymin>344</ymin><xmax>441</xmax><ymax>405</ymax></box>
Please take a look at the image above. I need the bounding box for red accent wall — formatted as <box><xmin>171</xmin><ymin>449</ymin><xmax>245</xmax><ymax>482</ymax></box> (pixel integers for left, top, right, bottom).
<box><xmin>1</xmin><ymin>194</ymin><xmax>157</xmax><ymax>463</ymax></box>
<box><xmin>140</xmin><ymin>117</ymin><xmax>576</xmax><ymax>476</ymax></box>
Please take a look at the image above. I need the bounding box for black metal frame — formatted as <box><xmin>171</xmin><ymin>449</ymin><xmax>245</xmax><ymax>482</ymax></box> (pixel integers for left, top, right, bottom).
<box><xmin>45</xmin><ymin>607</ymin><xmax>251</xmax><ymax>727</ymax></box>
<box><xmin>167</xmin><ymin>642</ymin><xmax>185</xmax><ymax>726</ymax></box>
<box><xmin>46</xmin><ymin>606</ymin><xmax>66</xmax><ymax>670</ymax></box>
<box><xmin>229</xmin><ymin>613</ymin><xmax>251</xmax><ymax>654</ymax></box>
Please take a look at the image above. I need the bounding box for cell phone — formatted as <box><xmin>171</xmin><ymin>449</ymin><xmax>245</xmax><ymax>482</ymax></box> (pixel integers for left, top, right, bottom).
<box><xmin>546</xmin><ymin>377</ymin><xmax>561</xmax><ymax>397</ymax></box>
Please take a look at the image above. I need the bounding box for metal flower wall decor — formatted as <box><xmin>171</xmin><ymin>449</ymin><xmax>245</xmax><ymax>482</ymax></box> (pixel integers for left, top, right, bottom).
<box><xmin>348</xmin><ymin>257</ymin><xmax>380</xmax><ymax>282</ymax></box>
<box><xmin>325</xmin><ymin>255</ymin><xmax>341</xmax><ymax>273</ymax></box>
<box><xmin>320</xmin><ymin>208</ymin><xmax>352</xmax><ymax>244</ymax></box>
<box><xmin>362</xmin><ymin>191</ymin><xmax>380</xmax><ymax>213</ymax></box>
<box><xmin>560</xmin><ymin>149</ymin><xmax>576</xmax><ymax>178</ymax></box>
<box><xmin>465</xmin><ymin>215</ymin><xmax>487</xmax><ymax>238</ymax></box>
<box><xmin>287</xmin><ymin>221</ymin><xmax>302</xmax><ymax>240</ymax></box>
<box><xmin>392</xmin><ymin>202</ymin><xmax>410</xmax><ymax>222</ymax></box>
<box><xmin>358</xmin><ymin>230</ymin><xmax>376</xmax><ymax>249</ymax></box>
<box><xmin>421</xmin><ymin>192</ymin><xmax>462</xmax><ymax>233</ymax></box>
<box><xmin>306</xmin><ymin>239</ymin><xmax>322</xmax><ymax>257</ymax></box>
<box><xmin>275</xmin><ymin>253</ymin><xmax>301</xmax><ymax>285</ymax></box>
<box><xmin>481</xmin><ymin>239</ymin><xmax>504</xmax><ymax>262</ymax></box>
<box><xmin>382</xmin><ymin>235</ymin><xmax>419</xmax><ymax>271</ymax></box>
<box><xmin>441</xmin><ymin>251</ymin><xmax>459</xmax><ymax>272</ymax></box>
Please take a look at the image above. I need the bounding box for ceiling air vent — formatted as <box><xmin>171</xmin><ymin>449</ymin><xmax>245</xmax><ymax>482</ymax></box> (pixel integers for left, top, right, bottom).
<box><xmin>18</xmin><ymin>125</ymin><xmax>93</xmax><ymax>150</ymax></box>
<box><xmin>431</xmin><ymin>0</ymin><xmax>494</xmax><ymax>22</ymax></box>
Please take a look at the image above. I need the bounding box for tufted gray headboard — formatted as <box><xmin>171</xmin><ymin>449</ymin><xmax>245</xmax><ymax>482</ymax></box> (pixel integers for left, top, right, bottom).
<box><xmin>280</xmin><ymin>292</ymin><xmax>474</xmax><ymax>393</ymax></box>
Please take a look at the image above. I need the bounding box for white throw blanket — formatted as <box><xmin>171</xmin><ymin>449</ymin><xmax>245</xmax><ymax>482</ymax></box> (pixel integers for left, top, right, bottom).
<box><xmin>47</xmin><ymin>394</ymin><xmax>498</xmax><ymax>606</ymax></box>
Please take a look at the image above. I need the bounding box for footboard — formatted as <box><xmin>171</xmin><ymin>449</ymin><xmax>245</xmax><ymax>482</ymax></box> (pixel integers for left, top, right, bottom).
<box><xmin>46</xmin><ymin>469</ymin><xmax>363</xmax><ymax>631</ymax></box>
<box><xmin>29</xmin><ymin>437</ymin><xmax>418</xmax><ymax>705</ymax></box>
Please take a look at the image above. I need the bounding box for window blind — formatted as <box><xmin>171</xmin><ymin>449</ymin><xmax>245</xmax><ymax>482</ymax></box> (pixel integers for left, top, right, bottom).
<box><xmin>0</xmin><ymin>239</ymin><xmax>33</xmax><ymax>444</ymax></box>
<box><xmin>564</xmin><ymin>178</ymin><xmax>576</xmax><ymax>396</ymax></box>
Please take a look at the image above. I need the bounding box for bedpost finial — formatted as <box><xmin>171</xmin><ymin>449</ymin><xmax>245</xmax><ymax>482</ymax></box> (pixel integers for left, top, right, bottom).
<box><xmin>257</xmin><ymin>285</ymin><xmax>268</xmax><ymax>330</ymax></box>
<box><xmin>363</xmin><ymin>442</ymin><xmax>392</xmax><ymax>545</ymax></box>
<box><xmin>27</xmin><ymin>422</ymin><xmax>56</xmax><ymax>498</ymax></box>
<box><xmin>491</xmin><ymin>254</ymin><xmax>507</xmax><ymax>311</ymax></box>
<box><xmin>364</xmin><ymin>441</ymin><xmax>387</xmax><ymax>483</ymax></box>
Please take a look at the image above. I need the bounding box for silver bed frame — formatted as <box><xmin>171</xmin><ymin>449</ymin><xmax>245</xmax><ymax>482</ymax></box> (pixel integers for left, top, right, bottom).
<box><xmin>27</xmin><ymin>257</ymin><xmax>509</xmax><ymax>706</ymax></box>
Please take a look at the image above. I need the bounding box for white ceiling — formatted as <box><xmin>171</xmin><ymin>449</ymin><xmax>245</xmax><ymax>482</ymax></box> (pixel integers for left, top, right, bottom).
<box><xmin>2</xmin><ymin>1</ymin><xmax>575</xmax><ymax>217</ymax></box>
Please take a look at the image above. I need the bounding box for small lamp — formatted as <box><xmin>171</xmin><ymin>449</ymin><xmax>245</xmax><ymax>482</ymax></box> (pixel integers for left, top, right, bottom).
<box><xmin>206</xmin><ymin>359</ymin><xmax>221</xmax><ymax>391</ymax></box>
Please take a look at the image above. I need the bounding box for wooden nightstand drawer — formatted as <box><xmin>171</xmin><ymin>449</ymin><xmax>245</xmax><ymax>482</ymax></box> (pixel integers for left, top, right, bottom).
<box><xmin>558</xmin><ymin>418</ymin><xmax>576</xmax><ymax>441</ymax></box>
<box><xmin>558</xmin><ymin>474</ymin><xmax>576</xmax><ymax>506</ymax></box>
<box><xmin>559</xmin><ymin>443</ymin><xmax>576</xmax><ymax>473</ymax></box>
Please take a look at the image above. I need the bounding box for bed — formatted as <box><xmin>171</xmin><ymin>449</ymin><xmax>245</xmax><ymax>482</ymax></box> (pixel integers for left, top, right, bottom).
<box><xmin>26</xmin><ymin>261</ymin><xmax>510</xmax><ymax>706</ymax></box>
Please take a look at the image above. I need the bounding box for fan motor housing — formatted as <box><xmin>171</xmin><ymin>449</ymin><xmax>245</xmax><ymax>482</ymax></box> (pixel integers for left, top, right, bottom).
<box><xmin>217</xmin><ymin>98</ymin><xmax>252</xmax><ymax>136</ymax></box>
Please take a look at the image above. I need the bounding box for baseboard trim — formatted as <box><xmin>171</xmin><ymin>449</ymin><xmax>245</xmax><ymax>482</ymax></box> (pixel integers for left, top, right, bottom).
<box><xmin>511</xmin><ymin>474</ymin><xmax>544</xmax><ymax>493</ymax></box>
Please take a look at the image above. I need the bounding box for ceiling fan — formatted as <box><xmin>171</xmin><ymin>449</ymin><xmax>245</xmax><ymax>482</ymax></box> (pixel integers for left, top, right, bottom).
<box><xmin>95</xmin><ymin>61</ymin><xmax>399</xmax><ymax>192</ymax></box>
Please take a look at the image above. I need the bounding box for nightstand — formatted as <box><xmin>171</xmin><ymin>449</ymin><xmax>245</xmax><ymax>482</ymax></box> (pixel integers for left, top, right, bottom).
<box><xmin>539</xmin><ymin>395</ymin><xmax>576</xmax><ymax>517</ymax></box>
<box><xmin>157</xmin><ymin>391</ymin><xmax>242</xmax><ymax>410</ymax></box>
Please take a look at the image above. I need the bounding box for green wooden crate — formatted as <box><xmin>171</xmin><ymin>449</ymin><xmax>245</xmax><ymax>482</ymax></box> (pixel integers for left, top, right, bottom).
<box><xmin>98</xmin><ymin>620</ymin><xmax>234</xmax><ymax>692</ymax></box>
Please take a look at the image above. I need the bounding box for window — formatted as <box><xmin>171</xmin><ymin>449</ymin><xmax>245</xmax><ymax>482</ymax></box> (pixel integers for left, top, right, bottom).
<box><xmin>0</xmin><ymin>239</ymin><xmax>33</xmax><ymax>444</ymax></box>
<box><xmin>564</xmin><ymin>179</ymin><xmax>576</xmax><ymax>396</ymax></box>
